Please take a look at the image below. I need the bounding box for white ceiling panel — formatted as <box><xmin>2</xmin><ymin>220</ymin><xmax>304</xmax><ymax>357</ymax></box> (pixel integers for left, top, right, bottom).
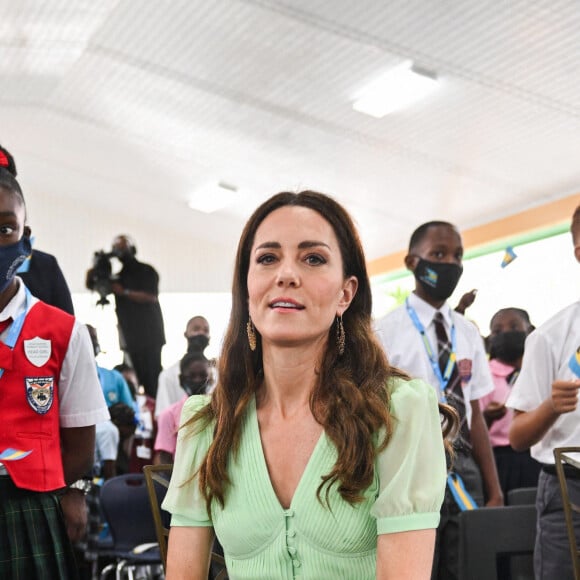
<box><xmin>0</xmin><ymin>0</ymin><xmax>578</xmax><ymax>292</ymax></box>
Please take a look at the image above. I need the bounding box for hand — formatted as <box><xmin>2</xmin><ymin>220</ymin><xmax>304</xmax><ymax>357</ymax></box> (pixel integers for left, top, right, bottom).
<box><xmin>454</xmin><ymin>289</ymin><xmax>477</xmax><ymax>315</ymax></box>
<box><xmin>85</xmin><ymin>268</ymin><xmax>95</xmax><ymax>291</ymax></box>
<box><xmin>60</xmin><ymin>488</ymin><xmax>88</xmax><ymax>543</ymax></box>
<box><xmin>483</xmin><ymin>401</ymin><xmax>507</xmax><ymax>424</ymax></box>
<box><xmin>110</xmin><ymin>281</ymin><xmax>124</xmax><ymax>296</ymax></box>
<box><xmin>550</xmin><ymin>380</ymin><xmax>580</xmax><ymax>415</ymax></box>
<box><xmin>485</xmin><ymin>494</ymin><xmax>504</xmax><ymax>507</ymax></box>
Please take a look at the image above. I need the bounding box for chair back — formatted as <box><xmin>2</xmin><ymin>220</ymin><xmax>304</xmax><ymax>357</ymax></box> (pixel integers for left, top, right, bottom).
<box><xmin>458</xmin><ymin>505</ymin><xmax>536</xmax><ymax>580</ymax></box>
<box><xmin>143</xmin><ymin>464</ymin><xmax>173</xmax><ymax>569</ymax></box>
<box><xmin>143</xmin><ymin>464</ymin><xmax>229</xmax><ymax>578</ymax></box>
<box><xmin>99</xmin><ymin>473</ymin><xmax>158</xmax><ymax>552</ymax></box>
<box><xmin>507</xmin><ymin>486</ymin><xmax>537</xmax><ymax>506</ymax></box>
<box><xmin>554</xmin><ymin>446</ymin><xmax>580</xmax><ymax>580</ymax></box>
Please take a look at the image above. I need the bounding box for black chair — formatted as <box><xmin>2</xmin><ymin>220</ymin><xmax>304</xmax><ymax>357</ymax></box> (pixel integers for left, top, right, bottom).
<box><xmin>98</xmin><ymin>473</ymin><xmax>163</xmax><ymax>580</ymax></box>
<box><xmin>458</xmin><ymin>505</ymin><xmax>536</xmax><ymax>580</ymax></box>
<box><xmin>507</xmin><ymin>487</ymin><xmax>537</xmax><ymax>506</ymax></box>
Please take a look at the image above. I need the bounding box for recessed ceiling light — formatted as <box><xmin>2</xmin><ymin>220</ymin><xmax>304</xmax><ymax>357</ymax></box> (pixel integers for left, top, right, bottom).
<box><xmin>352</xmin><ymin>61</ymin><xmax>439</xmax><ymax>118</ymax></box>
<box><xmin>188</xmin><ymin>181</ymin><xmax>238</xmax><ymax>214</ymax></box>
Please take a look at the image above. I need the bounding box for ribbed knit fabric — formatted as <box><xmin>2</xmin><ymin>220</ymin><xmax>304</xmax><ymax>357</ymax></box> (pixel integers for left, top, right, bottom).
<box><xmin>164</xmin><ymin>378</ymin><xmax>447</xmax><ymax>579</ymax></box>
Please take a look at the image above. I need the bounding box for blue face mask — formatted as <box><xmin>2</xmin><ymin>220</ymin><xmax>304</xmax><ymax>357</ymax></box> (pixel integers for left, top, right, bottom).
<box><xmin>0</xmin><ymin>236</ymin><xmax>32</xmax><ymax>293</ymax></box>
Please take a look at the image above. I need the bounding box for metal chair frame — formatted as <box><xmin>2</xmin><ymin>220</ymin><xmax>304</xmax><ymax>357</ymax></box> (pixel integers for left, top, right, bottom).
<box><xmin>554</xmin><ymin>446</ymin><xmax>580</xmax><ymax>580</ymax></box>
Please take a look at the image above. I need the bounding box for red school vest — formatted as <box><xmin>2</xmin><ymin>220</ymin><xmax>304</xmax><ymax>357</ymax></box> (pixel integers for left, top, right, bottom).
<box><xmin>0</xmin><ymin>301</ymin><xmax>75</xmax><ymax>492</ymax></box>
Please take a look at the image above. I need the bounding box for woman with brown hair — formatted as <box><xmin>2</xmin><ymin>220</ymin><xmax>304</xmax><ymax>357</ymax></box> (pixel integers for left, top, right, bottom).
<box><xmin>163</xmin><ymin>191</ymin><xmax>453</xmax><ymax>579</ymax></box>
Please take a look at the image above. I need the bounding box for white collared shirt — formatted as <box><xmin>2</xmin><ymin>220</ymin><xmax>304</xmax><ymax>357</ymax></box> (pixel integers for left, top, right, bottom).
<box><xmin>375</xmin><ymin>292</ymin><xmax>493</xmax><ymax>428</ymax></box>
<box><xmin>1</xmin><ymin>278</ymin><xmax>109</xmax><ymax>427</ymax></box>
<box><xmin>507</xmin><ymin>300</ymin><xmax>580</xmax><ymax>464</ymax></box>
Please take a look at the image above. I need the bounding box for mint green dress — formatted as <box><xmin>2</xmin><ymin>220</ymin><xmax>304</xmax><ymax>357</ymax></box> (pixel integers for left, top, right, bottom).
<box><xmin>163</xmin><ymin>377</ymin><xmax>447</xmax><ymax>579</ymax></box>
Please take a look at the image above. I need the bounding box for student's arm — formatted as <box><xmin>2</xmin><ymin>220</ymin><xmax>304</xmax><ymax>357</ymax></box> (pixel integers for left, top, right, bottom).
<box><xmin>510</xmin><ymin>379</ymin><xmax>580</xmax><ymax>451</ymax></box>
<box><xmin>60</xmin><ymin>489</ymin><xmax>88</xmax><ymax>543</ymax></box>
<box><xmin>165</xmin><ymin>526</ymin><xmax>214</xmax><ymax>580</ymax></box>
<box><xmin>376</xmin><ymin>529</ymin><xmax>435</xmax><ymax>579</ymax></box>
<box><xmin>61</xmin><ymin>425</ymin><xmax>95</xmax><ymax>484</ymax></box>
<box><xmin>469</xmin><ymin>401</ymin><xmax>503</xmax><ymax>506</ymax></box>
<box><xmin>59</xmin><ymin>425</ymin><xmax>96</xmax><ymax>543</ymax></box>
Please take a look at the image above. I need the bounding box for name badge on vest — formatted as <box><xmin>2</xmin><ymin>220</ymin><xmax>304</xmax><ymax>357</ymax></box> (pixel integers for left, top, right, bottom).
<box><xmin>24</xmin><ymin>337</ymin><xmax>51</xmax><ymax>367</ymax></box>
<box><xmin>26</xmin><ymin>377</ymin><xmax>54</xmax><ymax>414</ymax></box>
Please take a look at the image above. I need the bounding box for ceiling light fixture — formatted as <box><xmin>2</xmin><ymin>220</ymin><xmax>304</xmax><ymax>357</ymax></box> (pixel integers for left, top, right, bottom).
<box><xmin>352</xmin><ymin>61</ymin><xmax>439</xmax><ymax>118</ymax></box>
<box><xmin>188</xmin><ymin>181</ymin><xmax>238</xmax><ymax>214</ymax></box>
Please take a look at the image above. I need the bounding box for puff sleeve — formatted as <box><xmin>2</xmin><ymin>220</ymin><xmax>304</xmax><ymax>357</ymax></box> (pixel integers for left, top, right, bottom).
<box><xmin>162</xmin><ymin>395</ymin><xmax>214</xmax><ymax>527</ymax></box>
<box><xmin>371</xmin><ymin>378</ymin><xmax>447</xmax><ymax>534</ymax></box>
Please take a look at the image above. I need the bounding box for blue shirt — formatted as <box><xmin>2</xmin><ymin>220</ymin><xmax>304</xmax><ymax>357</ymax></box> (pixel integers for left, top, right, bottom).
<box><xmin>96</xmin><ymin>365</ymin><xmax>139</xmax><ymax>417</ymax></box>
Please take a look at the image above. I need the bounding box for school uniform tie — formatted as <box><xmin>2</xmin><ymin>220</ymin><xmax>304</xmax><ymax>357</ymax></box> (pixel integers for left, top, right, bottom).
<box><xmin>433</xmin><ymin>312</ymin><xmax>471</xmax><ymax>450</ymax></box>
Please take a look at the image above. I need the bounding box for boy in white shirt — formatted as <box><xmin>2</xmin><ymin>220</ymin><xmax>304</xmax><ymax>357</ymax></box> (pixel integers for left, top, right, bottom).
<box><xmin>508</xmin><ymin>204</ymin><xmax>580</xmax><ymax>579</ymax></box>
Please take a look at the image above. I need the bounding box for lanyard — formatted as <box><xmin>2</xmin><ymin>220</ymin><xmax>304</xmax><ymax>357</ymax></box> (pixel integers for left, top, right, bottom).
<box><xmin>0</xmin><ymin>286</ymin><xmax>32</xmax><ymax>379</ymax></box>
<box><xmin>405</xmin><ymin>298</ymin><xmax>456</xmax><ymax>401</ymax></box>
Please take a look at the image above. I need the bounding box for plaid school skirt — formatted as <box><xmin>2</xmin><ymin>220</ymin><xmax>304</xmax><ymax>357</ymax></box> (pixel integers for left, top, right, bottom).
<box><xmin>0</xmin><ymin>476</ymin><xmax>79</xmax><ymax>579</ymax></box>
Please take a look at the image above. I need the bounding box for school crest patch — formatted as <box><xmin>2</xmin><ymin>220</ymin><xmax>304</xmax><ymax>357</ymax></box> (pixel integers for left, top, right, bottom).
<box><xmin>24</xmin><ymin>337</ymin><xmax>51</xmax><ymax>367</ymax></box>
<box><xmin>25</xmin><ymin>377</ymin><xmax>54</xmax><ymax>414</ymax></box>
<box><xmin>458</xmin><ymin>358</ymin><xmax>472</xmax><ymax>386</ymax></box>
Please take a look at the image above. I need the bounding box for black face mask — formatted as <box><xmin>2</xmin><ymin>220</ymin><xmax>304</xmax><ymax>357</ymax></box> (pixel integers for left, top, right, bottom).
<box><xmin>413</xmin><ymin>258</ymin><xmax>463</xmax><ymax>301</ymax></box>
<box><xmin>489</xmin><ymin>331</ymin><xmax>527</xmax><ymax>363</ymax></box>
<box><xmin>181</xmin><ymin>379</ymin><xmax>208</xmax><ymax>396</ymax></box>
<box><xmin>187</xmin><ymin>334</ymin><xmax>209</xmax><ymax>353</ymax></box>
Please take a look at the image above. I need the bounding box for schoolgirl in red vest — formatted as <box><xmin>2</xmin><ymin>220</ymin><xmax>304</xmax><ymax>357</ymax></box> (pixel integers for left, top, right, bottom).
<box><xmin>0</xmin><ymin>145</ymin><xmax>109</xmax><ymax>579</ymax></box>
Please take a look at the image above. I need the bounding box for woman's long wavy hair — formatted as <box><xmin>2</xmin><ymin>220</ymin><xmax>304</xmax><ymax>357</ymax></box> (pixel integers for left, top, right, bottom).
<box><xmin>188</xmin><ymin>190</ymin><xmax>457</xmax><ymax>512</ymax></box>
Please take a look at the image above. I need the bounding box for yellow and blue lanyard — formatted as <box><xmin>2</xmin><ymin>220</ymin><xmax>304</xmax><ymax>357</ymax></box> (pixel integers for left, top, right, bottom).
<box><xmin>405</xmin><ymin>299</ymin><xmax>456</xmax><ymax>403</ymax></box>
<box><xmin>405</xmin><ymin>299</ymin><xmax>478</xmax><ymax>511</ymax></box>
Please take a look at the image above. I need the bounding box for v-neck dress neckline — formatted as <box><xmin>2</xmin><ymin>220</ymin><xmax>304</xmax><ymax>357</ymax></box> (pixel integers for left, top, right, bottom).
<box><xmin>249</xmin><ymin>395</ymin><xmax>326</xmax><ymax>512</ymax></box>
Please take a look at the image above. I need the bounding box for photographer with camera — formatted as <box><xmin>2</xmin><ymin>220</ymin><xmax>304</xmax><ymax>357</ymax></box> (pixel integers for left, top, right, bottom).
<box><xmin>86</xmin><ymin>235</ymin><xmax>165</xmax><ymax>398</ymax></box>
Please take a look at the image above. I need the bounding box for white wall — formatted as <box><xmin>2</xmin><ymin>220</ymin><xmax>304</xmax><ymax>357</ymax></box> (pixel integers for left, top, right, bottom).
<box><xmin>75</xmin><ymin>291</ymin><xmax>233</xmax><ymax>372</ymax></box>
<box><xmin>24</xmin><ymin>190</ymin><xmax>236</xmax><ymax>293</ymax></box>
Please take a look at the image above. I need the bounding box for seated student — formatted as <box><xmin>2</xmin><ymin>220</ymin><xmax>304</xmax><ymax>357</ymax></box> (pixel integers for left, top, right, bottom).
<box><xmin>87</xmin><ymin>325</ymin><xmax>138</xmax><ymax>413</ymax></box>
<box><xmin>95</xmin><ymin>419</ymin><xmax>120</xmax><ymax>481</ymax></box>
<box><xmin>479</xmin><ymin>307</ymin><xmax>541</xmax><ymax>496</ymax></box>
<box><xmin>109</xmin><ymin>403</ymin><xmax>137</xmax><ymax>476</ymax></box>
<box><xmin>154</xmin><ymin>352</ymin><xmax>210</xmax><ymax>464</ymax></box>
<box><xmin>114</xmin><ymin>362</ymin><xmax>139</xmax><ymax>399</ymax></box>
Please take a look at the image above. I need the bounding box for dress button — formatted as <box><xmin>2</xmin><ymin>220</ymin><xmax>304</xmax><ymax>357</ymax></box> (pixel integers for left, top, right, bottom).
<box><xmin>287</xmin><ymin>530</ymin><xmax>296</xmax><ymax>537</ymax></box>
<box><xmin>284</xmin><ymin>508</ymin><xmax>295</xmax><ymax>517</ymax></box>
<box><xmin>292</xmin><ymin>560</ymin><xmax>301</xmax><ymax>568</ymax></box>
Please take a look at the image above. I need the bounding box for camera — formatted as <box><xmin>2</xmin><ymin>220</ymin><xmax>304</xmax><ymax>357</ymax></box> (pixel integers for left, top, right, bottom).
<box><xmin>87</xmin><ymin>250</ymin><xmax>116</xmax><ymax>306</ymax></box>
